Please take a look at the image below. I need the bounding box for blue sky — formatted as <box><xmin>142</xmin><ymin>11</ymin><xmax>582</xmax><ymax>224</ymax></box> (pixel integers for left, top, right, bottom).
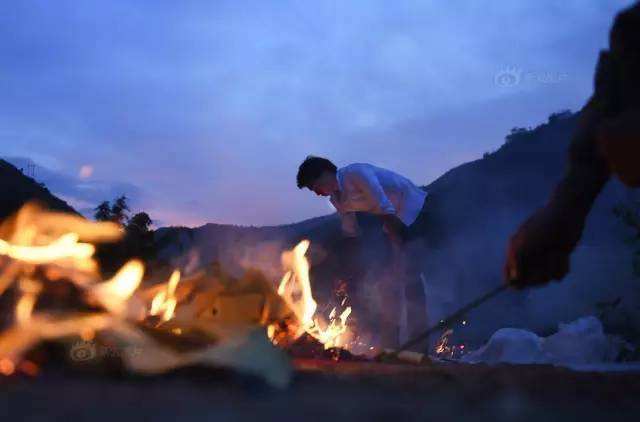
<box><xmin>1</xmin><ymin>0</ymin><xmax>634</xmax><ymax>227</ymax></box>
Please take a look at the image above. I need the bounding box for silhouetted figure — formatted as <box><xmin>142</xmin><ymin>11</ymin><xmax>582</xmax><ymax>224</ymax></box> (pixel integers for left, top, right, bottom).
<box><xmin>505</xmin><ymin>2</ymin><xmax>640</xmax><ymax>288</ymax></box>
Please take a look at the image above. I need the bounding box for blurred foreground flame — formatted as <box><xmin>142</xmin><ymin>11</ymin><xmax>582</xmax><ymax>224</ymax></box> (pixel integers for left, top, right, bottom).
<box><xmin>0</xmin><ymin>203</ymin><xmax>362</xmax><ymax>386</ymax></box>
<box><xmin>149</xmin><ymin>270</ymin><xmax>180</xmax><ymax>322</ymax></box>
<box><xmin>0</xmin><ymin>203</ymin><xmax>292</xmax><ymax>386</ymax></box>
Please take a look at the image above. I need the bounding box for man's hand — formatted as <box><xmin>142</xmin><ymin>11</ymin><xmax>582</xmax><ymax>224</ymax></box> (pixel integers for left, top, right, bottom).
<box><xmin>381</xmin><ymin>214</ymin><xmax>406</xmax><ymax>247</ymax></box>
<box><xmin>504</xmin><ymin>205</ymin><xmax>585</xmax><ymax>289</ymax></box>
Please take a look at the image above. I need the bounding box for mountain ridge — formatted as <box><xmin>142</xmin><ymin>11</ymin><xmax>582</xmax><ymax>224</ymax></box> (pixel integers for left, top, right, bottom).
<box><xmin>0</xmin><ymin>159</ymin><xmax>77</xmax><ymax>219</ymax></box>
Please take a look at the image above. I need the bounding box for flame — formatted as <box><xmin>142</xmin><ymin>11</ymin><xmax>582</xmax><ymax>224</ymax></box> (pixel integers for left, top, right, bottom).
<box><xmin>435</xmin><ymin>329</ymin><xmax>453</xmax><ymax>356</ymax></box>
<box><xmin>0</xmin><ymin>203</ymin><xmax>121</xmax><ymax>285</ymax></box>
<box><xmin>434</xmin><ymin>328</ymin><xmax>466</xmax><ymax>359</ymax></box>
<box><xmin>272</xmin><ymin>240</ymin><xmax>353</xmax><ymax>350</ymax></box>
<box><xmin>291</xmin><ymin>241</ymin><xmax>316</xmax><ymax>326</ymax></box>
<box><xmin>315</xmin><ymin>305</ymin><xmax>352</xmax><ymax>349</ymax></box>
<box><xmin>90</xmin><ymin>260</ymin><xmax>144</xmax><ymax>318</ymax></box>
<box><xmin>0</xmin><ymin>204</ymin><xmax>357</xmax><ymax>381</ymax></box>
<box><xmin>434</xmin><ymin>320</ymin><xmax>469</xmax><ymax>359</ymax></box>
<box><xmin>0</xmin><ymin>233</ymin><xmax>94</xmax><ymax>264</ymax></box>
<box><xmin>278</xmin><ymin>240</ymin><xmax>317</xmax><ymax>334</ymax></box>
<box><xmin>15</xmin><ymin>279</ymin><xmax>42</xmax><ymax>325</ymax></box>
<box><xmin>0</xmin><ymin>204</ymin><xmax>146</xmax><ymax>373</ymax></box>
<box><xmin>277</xmin><ymin>271</ymin><xmax>291</xmax><ymax>296</ymax></box>
<box><xmin>149</xmin><ymin>270</ymin><xmax>181</xmax><ymax>322</ymax></box>
<box><xmin>0</xmin><ymin>204</ymin><xmax>297</xmax><ymax>386</ymax></box>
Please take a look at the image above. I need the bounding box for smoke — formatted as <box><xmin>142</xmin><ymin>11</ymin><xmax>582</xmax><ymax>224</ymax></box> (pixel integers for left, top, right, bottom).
<box><xmin>415</xmin><ymin>177</ymin><xmax>640</xmax><ymax>349</ymax></box>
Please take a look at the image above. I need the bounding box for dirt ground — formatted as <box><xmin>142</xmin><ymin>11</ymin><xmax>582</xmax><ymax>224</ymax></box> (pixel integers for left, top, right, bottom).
<box><xmin>2</xmin><ymin>359</ymin><xmax>640</xmax><ymax>421</ymax></box>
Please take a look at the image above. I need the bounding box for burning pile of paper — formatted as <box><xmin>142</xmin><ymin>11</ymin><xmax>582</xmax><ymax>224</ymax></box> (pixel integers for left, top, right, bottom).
<box><xmin>0</xmin><ymin>203</ymin><xmax>297</xmax><ymax>386</ymax></box>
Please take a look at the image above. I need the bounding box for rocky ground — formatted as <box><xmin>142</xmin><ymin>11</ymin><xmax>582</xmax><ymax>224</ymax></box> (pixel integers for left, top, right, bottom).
<box><xmin>2</xmin><ymin>359</ymin><xmax>640</xmax><ymax>421</ymax></box>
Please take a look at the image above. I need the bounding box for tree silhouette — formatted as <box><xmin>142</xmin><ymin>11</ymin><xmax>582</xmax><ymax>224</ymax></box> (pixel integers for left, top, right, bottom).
<box><xmin>504</xmin><ymin>126</ymin><xmax>532</xmax><ymax>144</ymax></box>
<box><xmin>93</xmin><ymin>198</ymin><xmax>157</xmax><ymax>273</ymax></box>
<box><xmin>127</xmin><ymin>212</ymin><xmax>152</xmax><ymax>233</ymax></box>
<box><xmin>548</xmin><ymin>109</ymin><xmax>573</xmax><ymax>124</ymax></box>
<box><xmin>110</xmin><ymin>195</ymin><xmax>130</xmax><ymax>225</ymax></box>
<box><xmin>94</xmin><ymin>201</ymin><xmax>112</xmax><ymax>221</ymax></box>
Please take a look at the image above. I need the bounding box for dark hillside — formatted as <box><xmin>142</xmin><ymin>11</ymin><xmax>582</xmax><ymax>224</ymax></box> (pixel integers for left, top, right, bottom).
<box><xmin>0</xmin><ymin>159</ymin><xmax>76</xmax><ymax>219</ymax></box>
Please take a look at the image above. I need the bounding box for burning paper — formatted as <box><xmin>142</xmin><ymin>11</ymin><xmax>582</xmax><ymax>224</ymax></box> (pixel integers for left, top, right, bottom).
<box><xmin>0</xmin><ymin>203</ymin><xmax>292</xmax><ymax>387</ymax></box>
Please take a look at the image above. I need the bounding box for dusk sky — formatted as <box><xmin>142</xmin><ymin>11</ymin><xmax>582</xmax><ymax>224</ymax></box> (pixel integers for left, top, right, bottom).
<box><xmin>1</xmin><ymin>1</ymin><xmax>634</xmax><ymax>227</ymax></box>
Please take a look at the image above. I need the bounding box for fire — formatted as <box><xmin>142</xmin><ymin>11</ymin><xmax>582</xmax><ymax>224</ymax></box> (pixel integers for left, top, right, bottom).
<box><xmin>15</xmin><ymin>279</ymin><xmax>42</xmax><ymax>325</ymax></box>
<box><xmin>149</xmin><ymin>270</ymin><xmax>181</xmax><ymax>322</ymax></box>
<box><xmin>316</xmin><ymin>306</ymin><xmax>352</xmax><ymax>348</ymax></box>
<box><xmin>89</xmin><ymin>260</ymin><xmax>145</xmax><ymax>319</ymax></box>
<box><xmin>0</xmin><ymin>204</ymin><xmax>150</xmax><ymax>374</ymax></box>
<box><xmin>435</xmin><ymin>329</ymin><xmax>453</xmax><ymax>356</ymax></box>
<box><xmin>434</xmin><ymin>327</ymin><xmax>467</xmax><ymax>359</ymax></box>
<box><xmin>0</xmin><ymin>203</ymin><xmax>353</xmax><ymax>385</ymax></box>
<box><xmin>0</xmin><ymin>233</ymin><xmax>94</xmax><ymax>264</ymax></box>
<box><xmin>271</xmin><ymin>239</ymin><xmax>354</xmax><ymax>350</ymax></box>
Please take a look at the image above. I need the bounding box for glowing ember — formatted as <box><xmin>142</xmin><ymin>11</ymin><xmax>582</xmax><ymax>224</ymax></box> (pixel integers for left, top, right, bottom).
<box><xmin>0</xmin><ymin>358</ymin><xmax>15</xmax><ymax>375</ymax></box>
<box><xmin>434</xmin><ymin>328</ymin><xmax>467</xmax><ymax>360</ymax></box>
<box><xmin>435</xmin><ymin>329</ymin><xmax>454</xmax><ymax>357</ymax></box>
<box><xmin>18</xmin><ymin>360</ymin><xmax>39</xmax><ymax>377</ymax></box>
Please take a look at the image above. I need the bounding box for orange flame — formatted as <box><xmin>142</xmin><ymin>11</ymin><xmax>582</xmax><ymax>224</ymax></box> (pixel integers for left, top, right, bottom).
<box><xmin>149</xmin><ymin>270</ymin><xmax>181</xmax><ymax>322</ymax></box>
<box><xmin>0</xmin><ymin>204</ymin><xmax>359</xmax><ymax>375</ymax></box>
<box><xmin>0</xmin><ymin>204</ymin><xmax>145</xmax><ymax>372</ymax></box>
<box><xmin>272</xmin><ymin>240</ymin><xmax>353</xmax><ymax>350</ymax></box>
<box><xmin>15</xmin><ymin>279</ymin><xmax>42</xmax><ymax>325</ymax></box>
<box><xmin>90</xmin><ymin>260</ymin><xmax>144</xmax><ymax>319</ymax></box>
<box><xmin>0</xmin><ymin>204</ymin><xmax>293</xmax><ymax>387</ymax></box>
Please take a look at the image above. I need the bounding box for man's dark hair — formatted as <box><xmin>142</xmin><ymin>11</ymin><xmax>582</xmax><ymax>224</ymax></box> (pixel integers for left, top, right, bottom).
<box><xmin>296</xmin><ymin>156</ymin><xmax>337</xmax><ymax>189</ymax></box>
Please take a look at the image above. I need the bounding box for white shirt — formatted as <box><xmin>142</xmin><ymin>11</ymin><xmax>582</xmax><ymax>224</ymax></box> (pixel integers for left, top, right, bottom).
<box><xmin>330</xmin><ymin>163</ymin><xmax>428</xmax><ymax>237</ymax></box>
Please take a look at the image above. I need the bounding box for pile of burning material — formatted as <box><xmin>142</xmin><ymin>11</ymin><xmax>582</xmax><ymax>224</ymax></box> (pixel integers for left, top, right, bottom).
<box><xmin>0</xmin><ymin>203</ymin><xmax>428</xmax><ymax>387</ymax></box>
<box><xmin>0</xmin><ymin>203</ymin><xmax>293</xmax><ymax>386</ymax></box>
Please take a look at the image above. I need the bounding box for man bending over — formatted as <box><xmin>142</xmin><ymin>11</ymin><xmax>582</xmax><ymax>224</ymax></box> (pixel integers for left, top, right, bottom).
<box><xmin>296</xmin><ymin>156</ymin><xmax>430</xmax><ymax>349</ymax></box>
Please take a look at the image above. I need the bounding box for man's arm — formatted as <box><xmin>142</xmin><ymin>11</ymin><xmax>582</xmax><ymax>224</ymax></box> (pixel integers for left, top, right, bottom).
<box><xmin>349</xmin><ymin>166</ymin><xmax>397</xmax><ymax>215</ymax></box>
<box><xmin>597</xmin><ymin>3</ymin><xmax>640</xmax><ymax>187</ymax></box>
<box><xmin>505</xmin><ymin>4</ymin><xmax>639</xmax><ymax>288</ymax></box>
<box><xmin>598</xmin><ymin>110</ymin><xmax>640</xmax><ymax>187</ymax></box>
<box><xmin>549</xmin><ymin>97</ymin><xmax>611</xmax><ymax>223</ymax></box>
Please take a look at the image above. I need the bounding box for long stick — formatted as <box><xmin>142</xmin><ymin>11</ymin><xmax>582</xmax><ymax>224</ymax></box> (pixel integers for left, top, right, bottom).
<box><xmin>395</xmin><ymin>284</ymin><xmax>508</xmax><ymax>354</ymax></box>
